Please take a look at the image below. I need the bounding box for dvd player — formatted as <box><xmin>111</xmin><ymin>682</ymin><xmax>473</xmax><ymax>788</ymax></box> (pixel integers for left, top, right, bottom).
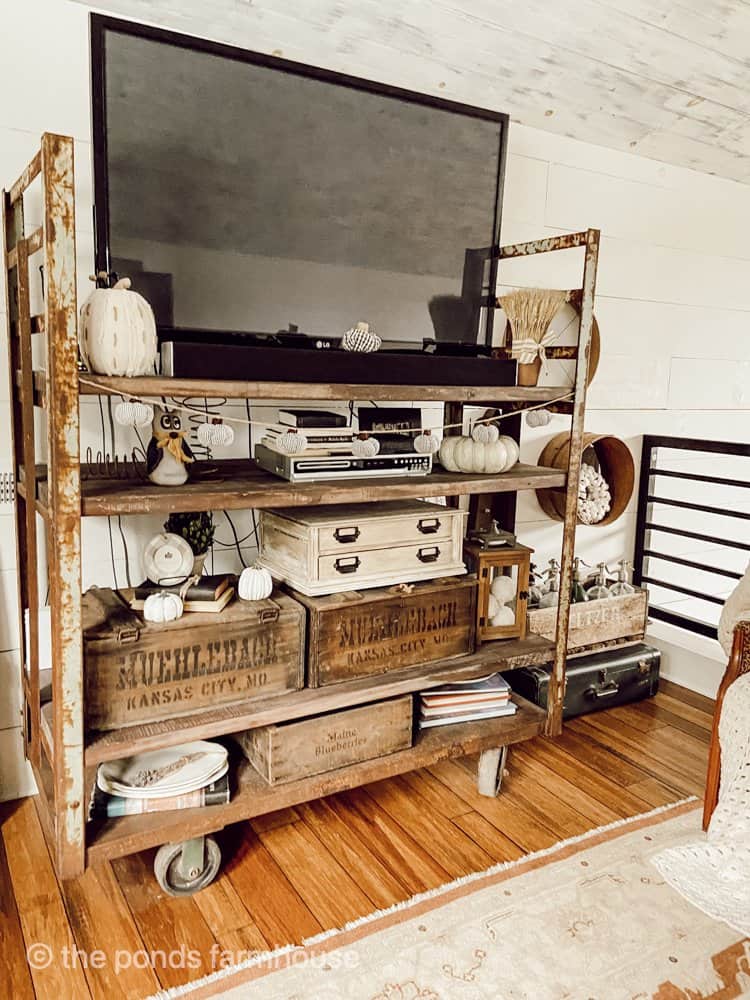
<box><xmin>254</xmin><ymin>444</ymin><xmax>432</xmax><ymax>483</ymax></box>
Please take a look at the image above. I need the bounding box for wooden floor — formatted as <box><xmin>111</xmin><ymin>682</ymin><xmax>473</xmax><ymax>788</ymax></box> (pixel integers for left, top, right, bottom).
<box><xmin>1</xmin><ymin>680</ymin><xmax>713</xmax><ymax>1000</ymax></box>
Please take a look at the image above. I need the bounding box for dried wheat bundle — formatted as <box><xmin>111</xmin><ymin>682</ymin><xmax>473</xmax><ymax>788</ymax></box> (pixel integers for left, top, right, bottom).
<box><xmin>499</xmin><ymin>287</ymin><xmax>567</xmax><ymax>366</ymax></box>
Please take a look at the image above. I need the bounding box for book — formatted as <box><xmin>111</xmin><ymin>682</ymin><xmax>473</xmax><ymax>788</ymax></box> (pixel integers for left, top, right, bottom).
<box><xmin>89</xmin><ymin>773</ymin><xmax>231</xmax><ymax>818</ymax></box>
<box><xmin>418</xmin><ymin>704</ymin><xmax>518</xmax><ymax>729</ymax></box>
<box><xmin>424</xmin><ymin>673</ymin><xmax>511</xmax><ymax>698</ymax></box>
<box><xmin>266</xmin><ymin>427</ymin><xmax>354</xmax><ymax>443</ymax></box>
<box><xmin>261</xmin><ymin>435</ymin><xmax>354</xmax><ymax>455</ymax></box>
<box><xmin>130</xmin><ymin>583</ymin><xmax>235</xmax><ymax>614</ymax></box>
<box><xmin>421</xmin><ymin>691</ymin><xmax>511</xmax><ymax>709</ymax></box>
<box><xmin>279</xmin><ymin>409</ymin><xmax>347</xmax><ymax>428</ymax></box>
<box><xmin>132</xmin><ymin>574</ymin><xmax>232</xmax><ymax>602</ymax></box>
<box><xmin>420</xmin><ymin>697</ymin><xmax>512</xmax><ymax>718</ymax></box>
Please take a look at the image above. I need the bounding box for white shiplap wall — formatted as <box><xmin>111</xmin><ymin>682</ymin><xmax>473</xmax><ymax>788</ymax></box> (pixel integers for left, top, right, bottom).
<box><xmin>1</xmin><ymin>0</ymin><xmax>748</xmax><ymax>798</ymax></box>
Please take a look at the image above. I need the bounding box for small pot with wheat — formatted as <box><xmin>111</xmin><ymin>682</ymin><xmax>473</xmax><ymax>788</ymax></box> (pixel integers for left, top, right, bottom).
<box><xmin>499</xmin><ymin>287</ymin><xmax>567</xmax><ymax>386</ymax></box>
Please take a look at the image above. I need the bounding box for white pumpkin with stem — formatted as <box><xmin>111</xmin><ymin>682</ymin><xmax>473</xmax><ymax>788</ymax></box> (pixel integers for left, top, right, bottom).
<box><xmin>79</xmin><ymin>275</ymin><xmax>158</xmax><ymax>376</ymax></box>
<box><xmin>143</xmin><ymin>591</ymin><xmax>184</xmax><ymax>623</ymax></box>
<box><xmin>238</xmin><ymin>564</ymin><xmax>273</xmax><ymax>601</ymax></box>
<box><xmin>439</xmin><ymin>434</ymin><xmax>508</xmax><ymax>474</ymax></box>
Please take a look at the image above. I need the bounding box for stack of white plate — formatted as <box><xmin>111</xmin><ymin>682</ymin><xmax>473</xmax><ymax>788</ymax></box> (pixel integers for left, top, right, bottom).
<box><xmin>97</xmin><ymin>741</ymin><xmax>228</xmax><ymax>799</ymax></box>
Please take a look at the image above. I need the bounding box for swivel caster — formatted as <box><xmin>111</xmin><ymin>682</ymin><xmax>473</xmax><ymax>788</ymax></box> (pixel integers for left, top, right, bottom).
<box><xmin>154</xmin><ymin>835</ymin><xmax>221</xmax><ymax>896</ymax></box>
<box><xmin>477</xmin><ymin>746</ymin><xmax>509</xmax><ymax>797</ymax></box>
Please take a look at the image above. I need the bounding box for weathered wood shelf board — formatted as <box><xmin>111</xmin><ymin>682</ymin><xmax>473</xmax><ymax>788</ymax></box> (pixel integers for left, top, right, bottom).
<box><xmin>75</xmin><ymin>373</ymin><xmax>572</xmax><ymax>404</ymax></box>
<box><xmin>38</xmin><ymin>460</ymin><xmax>567</xmax><ymax>517</ymax></box>
<box><xmin>79</xmin><ymin>633</ymin><xmax>555</xmax><ymax>765</ymax></box>
<box><xmin>85</xmin><ymin>694</ymin><xmax>546</xmax><ymax>865</ymax></box>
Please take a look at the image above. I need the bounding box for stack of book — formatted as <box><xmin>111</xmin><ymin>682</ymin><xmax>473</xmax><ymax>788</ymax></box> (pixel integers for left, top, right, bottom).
<box><xmin>263</xmin><ymin>409</ymin><xmax>354</xmax><ymax>456</ymax></box>
<box><xmin>129</xmin><ymin>574</ymin><xmax>235</xmax><ymax>613</ymax></box>
<box><xmin>418</xmin><ymin>673</ymin><xmax>516</xmax><ymax>729</ymax></box>
<box><xmin>90</xmin><ymin>740</ymin><xmax>231</xmax><ymax>818</ymax></box>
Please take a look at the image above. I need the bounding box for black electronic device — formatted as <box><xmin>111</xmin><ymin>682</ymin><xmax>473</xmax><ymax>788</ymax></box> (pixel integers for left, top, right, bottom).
<box><xmin>91</xmin><ymin>16</ymin><xmax>509</xmax><ymax>361</ymax></box>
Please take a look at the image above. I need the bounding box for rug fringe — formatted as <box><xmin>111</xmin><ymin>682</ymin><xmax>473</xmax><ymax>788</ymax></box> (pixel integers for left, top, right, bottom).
<box><xmin>148</xmin><ymin>795</ymin><xmax>698</xmax><ymax>1000</ymax></box>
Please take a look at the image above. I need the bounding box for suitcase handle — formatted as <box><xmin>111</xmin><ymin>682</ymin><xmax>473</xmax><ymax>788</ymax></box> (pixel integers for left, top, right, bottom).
<box><xmin>417</xmin><ymin>517</ymin><xmax>441</xmax><ymax>535</ymax></box>
<box><xmin>586</xmin><ymin>681</ymin><xmax>620</xmax><ymax>700</ymax></box>
<box><xmin>417</xmin><ymin>546</ymin><xmax>441</xmax><ymax>563</ymax></box>
<box><xmin>333</xmin><ymin>526</ymin><xmax>360</xmax><ymax>544</ymax></box>
<box><xmin>334</xmin><ymin>556</ymin><xmax>361</xmax><ymax>574</ymax></box>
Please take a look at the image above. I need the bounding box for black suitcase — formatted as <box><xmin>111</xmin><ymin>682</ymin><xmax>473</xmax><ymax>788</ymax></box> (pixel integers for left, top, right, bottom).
<box><xmin>506</xmin><ymin>642</ymin><xmax>660</xmax><ymax>719</ymax></box>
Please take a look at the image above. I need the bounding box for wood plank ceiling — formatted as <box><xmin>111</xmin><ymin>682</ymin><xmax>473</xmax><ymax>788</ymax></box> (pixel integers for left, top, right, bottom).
<box><xmin>78</xmin><ymin>0</ymin><xmax>750</xmax><ymax>183</ymax></box>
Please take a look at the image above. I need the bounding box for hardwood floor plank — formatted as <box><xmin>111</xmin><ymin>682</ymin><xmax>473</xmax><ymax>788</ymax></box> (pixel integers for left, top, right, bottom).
<box><xmin>488</xmin><ymin>757</ymin><xmax>593</xmax><ymax>838</ymax></box>
<box><xmin>519</xmin><ymin>737</ymin><xmax>656</xmax><ymax>819</ymax></box>
<box><xmin>634</xmin><ymin>700</ymin><xmax>711</xmax><ymax>743</ymax></box>
<box><xmin>191</xmin><ymin>870</ymin><xmax>269</xmax><ymax>958</ymax></box>
<box><xmin>428</xmin><ymin>759</ymin><xmax>560</xmax><ymax>853</ymax></box>
<box><xmin>111</xmin><ymin>851</ymin><xmax>219</xmax><ymax>990</ymax></box>
<box><xmin>336</xmin><ymin>786</ymin><xmax>452</xmax><ymax>894</ymax></box>
<box><xmin>628</xmin><ymin>778</ymin><xmax>686</xmax><ymax>808</ymax></box>
<box><xmin>2</xmin><ymin>798</ymin><xmax>91</xmax><ymax>1000</ymax></box>
<box><xmin>364</xmin><ymin>774</ymin><xmax>495</xmax><ymax>878</ymax></box>
<box><xmin>296</xmin><ymin>797</ymin><xmax>410</xmax><ymax>909</ymax></box>
<box><xmin>0</xmin><ymin>806</ymin><xmax>35</xmax><ymax>1000</ymax></box>
<box><xmin>399</xmin><ymin>767</ymin><xmax>474</xmax><ymax>819</ymax></box>
<box><xmin>256</xmin><ymin>820</ymin><xmax>375</xmax><ymax>927</ymax></box>
<box><xmin>576</xmin><ymin>714</ymin><xmax>708</xmax><ymax>775</ymax></box>
<box><xmin>224</xmin><ymin>826</ymin><xmax>322</xmax><ymax>948</ymax></box>
<box><xmin>606</xmin><ymin>704</ymin><xmax>664</xmax><ymax>734</ymax></box>
<box><xmin>659</xmin><ymin>680</ymin><xmax>715</xmax><ymax>715</ymax></box>
<box><xmin>451</xmin><ymin>811</ymin><xmax>525</xmax><ymax>864</ymax></box>
<box><xmin>60</xmin><ymin>862</ymin><xmax>161</xmax><ymax>1000</ymax></box>
<box><xmin>248</xmin><ymin>807</ymin><xmax>301</xmax><ymax>834</ymax></box>
<box><xmin>510</xmin><ymin>745</ymin><xmax>622</xmax><ymax>827</ymax></box>
<box><xmin>551</xmin><ymin>728</ymin><xmax>647</xmax><ymax>786</ymax></box>
<box><xmin>652</xmin><ymin>692</ymin><xmax>713</xmax><ymax>730</ymax></box>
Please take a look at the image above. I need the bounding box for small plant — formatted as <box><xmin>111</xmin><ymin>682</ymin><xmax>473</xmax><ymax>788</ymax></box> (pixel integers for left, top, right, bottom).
<box><xmin>164</xmin><ymin>511</ymin><xmax>215</xmax><ymax>556</ymax></box>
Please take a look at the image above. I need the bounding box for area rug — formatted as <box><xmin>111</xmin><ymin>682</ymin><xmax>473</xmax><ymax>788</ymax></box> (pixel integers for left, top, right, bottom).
<box><xmin>152</xmin><ymin>799</ymin><xmax>750</xmax><ymax>1000</ymax></box>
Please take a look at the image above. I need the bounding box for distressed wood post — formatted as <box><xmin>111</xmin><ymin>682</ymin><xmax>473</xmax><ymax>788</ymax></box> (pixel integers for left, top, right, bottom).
<box><xmin>545</xmin><ymin>229</ymin><xmax>600</xmax><ymax>736</ymax></box>
<box><xmin>41</xmin><ymin>133</ymin><xmax>84</xmax><ymax>877</ymax></box>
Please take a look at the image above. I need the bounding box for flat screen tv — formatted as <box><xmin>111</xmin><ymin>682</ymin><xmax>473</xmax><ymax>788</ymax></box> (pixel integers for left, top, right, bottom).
<box><xmin>91</xmin><ymin>15</ymin><xmax>508</xmax><ymax>348</ymax></box>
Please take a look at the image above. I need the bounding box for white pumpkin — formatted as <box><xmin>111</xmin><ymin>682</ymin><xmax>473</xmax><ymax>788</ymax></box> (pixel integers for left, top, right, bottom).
<box><xmin>491</xmin><ymin>574</ymin><xmax>516</xmax><ymax>604</ymax></box>
<box><xmin>414</xmin><ymin>430</ymin><xmax>440</xmax><ymax>454</ymax></box>
<box><xmin>352</xmin><ymin>435</ymin><xmax>380</xmax><ymax>457</ymax></box>
<box><xmin>440</xmin><ymin>434</ymin><xmax>508</xmax><ymax>474</ymax></box>
<box><xmin>490</xmin><ymin>605</ymin><xmax>516</xmax><ymax>627</ymax></box>
<box><xmin>498</xmin><ymin>435</ymin><xmax>520</xmax><ymax>471</ymax></box>
<box><xmin>114</xmin><ymin>399</ymin><xmax>154</xmax><ymax>428</ymax></box>
<box><xmin>526</xmin><ymin>408</ymin><xmax>552</xmax><ymax>427</ymax></box>
<box><xmin>471</xmin><ymin>423</ymin><xmax>500</xmax><ymax>444</ymax></box>
<box><xmin>197</xmin><ymin>421</ymin><xmax>235</xmax><ymax>448</ymax></box>
<box><xmin>276</xmin><ymin>429</ymin><xmax>307</xmax><ymax>455</ymax></box>
<box><xmin>487</xmin><ymin>593</ymin><xmax>500</xmax><ymax>619</ymax></box>
<box><xmin>79</xmin><ymin>277</ymin><xmax>158</xmax><ymax>376</ymax></box>
<box><xmin>238</xmin><ymin>564</ymin><xmax>273</xmax><ymax>601</ymax></box>
<box><xmin>143</xmin><ymin>591</ymin><xmax>184</xmax><ymax>623</ymax></box>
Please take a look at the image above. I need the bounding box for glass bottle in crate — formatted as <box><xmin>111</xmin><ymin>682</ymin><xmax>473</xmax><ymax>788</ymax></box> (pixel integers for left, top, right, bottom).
<box><xmin>571</xmin><ymin>557</ymin><xmax>589</xmax><ymax>603</ymax></box>
<box><xmin>588</xmin><ymin>562</ymin><xmax>612</xmax><ymax>601</ymax></box>
<box><xmin>609</xmin><ymin>559</ymin><xmax>635</xmax><ymax>597</ymax></box>
<box><xmin>539</xmin><ymin>558</ymin><xmax>561</xmax><ymax>609</ymax></box>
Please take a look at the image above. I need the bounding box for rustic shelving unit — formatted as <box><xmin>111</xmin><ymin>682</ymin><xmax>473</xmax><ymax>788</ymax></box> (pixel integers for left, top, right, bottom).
<box><xmin>4</xmin><ymin>134</ymin><xmax>599</xmax><ymax>881</ymax></box>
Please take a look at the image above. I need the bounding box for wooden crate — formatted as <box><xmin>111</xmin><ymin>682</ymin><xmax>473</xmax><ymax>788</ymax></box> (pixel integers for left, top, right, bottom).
<box><xmin>83</xmin><ymin>588</ymin><xmax>305</xmax><ymax>731</ymax></box>
<box><xmin>527</xmin><ymin>589</ymin><xmax>648</xmax><ymax>651</ymax></box>
<box><xmin>236</xmin><ymin>695</ymin><xmax>414</xmax><ymax>785</ymax></box>
<box><xmin>293</xmin><ymin>577</ymin><xmax>477</xmax><ymax>687</ymax></box>
<box><xmin>259</xmin><ymin>500</ymin><xmax>467</xmax><ymax>596</ymax></box>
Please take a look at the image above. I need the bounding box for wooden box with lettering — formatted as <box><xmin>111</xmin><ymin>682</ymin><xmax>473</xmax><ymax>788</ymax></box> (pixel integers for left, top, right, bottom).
<box><xmin>526</xmin><ymin>588</ymin><xmax>648</xmax><ymax>651</ymax></box>
<box><xmin>236</xmin><ymin>695</ymin><xmax>413</xmax><ymax>785</ymax></box>
<box><xmin>82</xmin><ymin>587</ymin><xmax>305</xmax><ymax>732</ymax></box>
<box><xmin>293</xmin><ymin>577</ymin><xmax>477</xmax><ymax>687</ymax></box>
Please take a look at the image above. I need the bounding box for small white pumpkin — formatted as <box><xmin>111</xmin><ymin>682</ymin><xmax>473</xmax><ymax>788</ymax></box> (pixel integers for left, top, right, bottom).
<box><xmin>490</xmin><ymin>605</ymin><xmax>516</xmax><ymax>627</ymax></box>
<box><xmin>79</xmin><ymin>276</ymin><xmax>158</xmax><ymax>376</ymax></box>
<box><xmin>471</xmin><ymin>422</ymin><xmax>500</xmax><ymax>444</ymax></box>
<box><xmin>487</xmin><ymin>593</ymin><xmax>500</xmax><ymax>619</ymax></box>
<box><xmin>114</xmin><ymin>399</ymin><xmax>154</xmax><ymax>428</ymax></box>
<box><xmin>352</xmin><ymin>434</ymin><xmax>380</xmax><ymax>457</ymax></box>
<box><xmin>498</xmin><ymin>435</ymin><xmax>520</xmax><ymax>471</ymax></box>
<box><xmin>143</xmin><ymin>591</ymin><xmax>184</xmax><ymax>623</ymax></box>
<box><xmin>342</xmin><ymin>321</ymin><xmax>381</xmax><ymax>353</ymax></box>
<box><xmin>526</xmin><ymin>408</ymin><xmax>552</xmax><ymax>427</ymax></box>
<box><xmin>438</xmin><ymin>434</ymin><xmax>508</xmax><ymax>474</ymax></box>
<box><xmin>238</xmin><ymin>564</ymin><xmax>273</xmax><ymax>601</ymax></box>
<box><xmin>197</xmin><ymin>420</ymin><xmax>235</xmax><ymax>449</ymax></box>
<box><xmin>414</xmin><ymin>430</ymin><xmax>440</xmax><ymax>454</ymax></box>
<box><xmin>276</xmin><ymin>429</ymin><xmax>307</xmax><ymax>455</ymax></box>
<box><xmin>491</xmin><ymin>574</ymin><xmax>516</xmax><ymax>604</ymax></box>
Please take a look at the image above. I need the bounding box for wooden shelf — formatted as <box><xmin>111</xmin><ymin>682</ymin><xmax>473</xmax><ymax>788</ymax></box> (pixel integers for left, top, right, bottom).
<box><xmin>58</xmin><ymin>459</ymin><xmax>567</xmax><ymax>517</ymax></box>
<box><xmin>81</xmin><ymin>633</ymin><xmax>554</xmax><ymax>765</ymax></box>
<box><xmin>76</xmin><ymin>373</ymin><xmax>572</xmax><ymax>404</ymax></box>
<box><xmin>85</xmin><ymin>693</ymin><xmax>546</xmax><ymax>865</ymax></box>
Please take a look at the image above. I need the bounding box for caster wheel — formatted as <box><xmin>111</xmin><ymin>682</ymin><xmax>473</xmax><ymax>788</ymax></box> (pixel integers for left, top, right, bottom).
<box><xmin>154</xmin><ymin>836</ymin><xmax>221</xmax><ymax>896</ymax></box>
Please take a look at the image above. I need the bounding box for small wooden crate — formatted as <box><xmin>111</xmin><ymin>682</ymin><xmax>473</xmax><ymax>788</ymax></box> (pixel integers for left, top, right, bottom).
<box><xmin>259</xmin><ymin>500</ymin><xmax>467</xmax><ymax>596</ymax></box>
<box><xmin>236</xmin><ymin>695</ymin><xmax>414</xmax><ymax>785</ymax></box>
<box><xmin>293</xmin><ymin>577</ymin><xmax>477</xmax><ymax>687</ymax></box>
<box><xmin>526</xmin><ymin>588</ymin><xmax>648</xmax><ymax>651</ymax></box>
<box><xmin>83</xmin><ymin>588</ymin><xmax>305</xmax><ymax>731</ymax></box>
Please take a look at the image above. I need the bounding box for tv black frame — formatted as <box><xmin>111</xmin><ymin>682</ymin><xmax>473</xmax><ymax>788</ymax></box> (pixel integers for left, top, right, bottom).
<box><xmin>89</xmin><ymin>13</ymin><xmax>510</xmax><ymax>344</ymax></box>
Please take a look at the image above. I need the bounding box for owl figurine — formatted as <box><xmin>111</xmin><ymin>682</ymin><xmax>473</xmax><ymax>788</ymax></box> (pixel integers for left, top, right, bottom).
<box><xmin>146</xmin><ymin>407</ymin><xmax>195</xmax><ymax>486</ymax></box>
